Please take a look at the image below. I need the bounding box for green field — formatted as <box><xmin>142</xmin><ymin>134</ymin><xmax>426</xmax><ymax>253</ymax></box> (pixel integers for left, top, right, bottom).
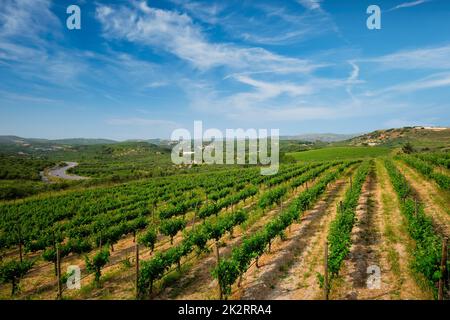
<box><xmin>287</xmin><ymin>146</ymin><xmax>392</xmax><ymax>162</ymax></box>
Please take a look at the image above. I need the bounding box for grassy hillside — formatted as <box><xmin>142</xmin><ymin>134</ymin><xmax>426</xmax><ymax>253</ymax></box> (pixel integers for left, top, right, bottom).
<box><xmin>346</xmin><ymin>127</ymin><xmax>450</xmax><ymax>150</ymax></box>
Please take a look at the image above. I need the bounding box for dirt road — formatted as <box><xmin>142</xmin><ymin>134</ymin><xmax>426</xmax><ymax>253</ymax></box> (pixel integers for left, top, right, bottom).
<box><xmin>43</xmin><ymin>162</ymin><xmax>88</xmax><ymax>181</ymax></box>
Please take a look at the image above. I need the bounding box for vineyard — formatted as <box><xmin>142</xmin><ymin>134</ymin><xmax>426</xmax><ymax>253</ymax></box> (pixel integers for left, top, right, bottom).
<box><xmin>0</xmin><ymin>149</ymin><xmax>449</xmax><ymax>300</ymax></box>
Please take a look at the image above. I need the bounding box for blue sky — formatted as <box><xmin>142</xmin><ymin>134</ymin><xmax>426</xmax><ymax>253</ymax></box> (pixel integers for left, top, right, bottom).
<box><xmin>0</xmin><ymin>0</ymin><xmax>449</xmax><ymax>140</ymax></box>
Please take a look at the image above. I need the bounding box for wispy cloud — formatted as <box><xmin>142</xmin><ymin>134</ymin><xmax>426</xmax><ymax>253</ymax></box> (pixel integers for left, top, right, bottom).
<box><xmin>235</xmin><ymin>3</ymin><xmax>333</xmax><ymax>45</ymax></box>
<box><xmin>233</xmin><ymin>75</ymin><xmax>314</xmax><ymax>97</ymax></box>
<box><xmin>0</xmin><ymin>89</ymin><xmax>61</xmax><ymax>104</ymax></box>
<box><xmin>297</xmin><ymin>0</ymin><xmax>322</xmax><ymax>11</ymax></box>
<box><xmin>347</xmin><ymin>62</ymin><xmax>360</xmax><ymax>82</ymax></box>
<box><xmin>345</xmin><ymin>61</ymin><xmax>361</xmax><ymax>100</ymax></box>
<box><xmin>106</xmin><ymin>117</ymin><xmax>179</xmax><ymax>127</ymax></box>
<box><xmin>144</xmin><ymin>81</ymin><xmax>169</xmax><ymax>89</ymax></box>
<box><xmin>184</xmin><ymin>69</ymin><xmax>364</xmax><ymax>124</ymax></box>
<box><xmin>95</xmin><ymin>1</ymin><xmax>320</xmax><ymax>74</ymax></box>
<box><xmin>169</xmin><ymin>1</ymin><xmax>334</xmax><ymax>46</ymax></box>
<box><xmin>168</xmin><ymin>0</ymin><xmax>225</xmax><ymax>25</ymax></box>
<box><xmin>387</xmin><ymin>0</ymin><xmax>431</xmax><ymax>12</ymax></box>
<box><xmin>0</xmin><ymin>0</ymin><xmax>61</xmax><ymax>41</ymax></box>
<box><xmin>0</xmin><ymin>1</ymin><xmax>173</xmax><ymax>103</ymax></box>
<box><xmin>367</xmin><ymin>72</ymin><xmax>450</xmax><ymax>96</ymax></box>
<box><xmin>359</xmin><ymin>44</ymin><xmax>450</xmax><ymax>70</ymax></box>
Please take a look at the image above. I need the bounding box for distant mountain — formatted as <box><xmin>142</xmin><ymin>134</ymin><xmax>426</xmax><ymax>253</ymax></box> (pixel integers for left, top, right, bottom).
<box><xmin>0</xmin><ymin>136</ymin><xmax>117</xmax><ymax>146</ymax></box>
<box><xmin>51</xmin><ymin>138</ymin><xmax>118</xmax><ymax>145</ymax></box>
<box><xmin>282</xmin><ymin>133</ymin><xmax>361</xmax><ymax>143</ymax></box>
<box><xmin>347</xmin><ymin>126</ymin><xmax>450</xmax><ymax>149</ymax></box>
<box><xmin>125</xmin><ymin>138</ymin><xmax>172</xmax><ymax>147</ymax></box>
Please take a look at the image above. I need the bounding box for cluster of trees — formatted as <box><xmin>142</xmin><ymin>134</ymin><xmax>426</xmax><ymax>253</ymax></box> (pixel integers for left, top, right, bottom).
<box><xmin>0</xmin><ymin>155</ymin><xmax>54</xmax><ymax>180</ymax></box>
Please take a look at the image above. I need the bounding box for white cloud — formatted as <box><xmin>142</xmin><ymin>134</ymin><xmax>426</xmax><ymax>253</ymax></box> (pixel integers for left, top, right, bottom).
<box><xmin>387</xmin><ymin>0</ymin><xmax>431</xmax><ymax>12</ymax></box>
<box><xmin>168</xmin><ymin>0</ymin><xmax>225</xmax><ymax>25</ymax></box>
<box><xmin>345</xmin><ymin>61</ymin><xmax>362</xmax><ymax>100</ymax></box>
<box><xmin>106</xmin><ymin>117</ymin><xmax>179</xmax><ymax>127</ymax></box>
<box><xmin>225</xmin><ymin>3</ymin><xmax>334</xmax><ymax>46</ymax></box>
<box><xmin>144</xmin><ymin>81</ymin><xmax>169</xmax><ymax>89</ymax></box>
<box><xmin>0</xmin><ymin>0</ymin><xmax>60</xmax><ymax>41</ymax></box>
<box><xmin>0</xmin><ymin>0</ymin><xmax>169</xmax><ymax>100</ymax></box>
<box><xmin>233</xmin><ymin>75</ymin><xmax>314</xmax><ymax>98</ymax></box>
<box><xmin>360</xmin><ymin>44</ymin><xmax>450</xmax><ymax>70</ymax></box>
<box><xmin>0</xmin><ymin>0</ymin><xmax>85</xmax><ymax>88</ymax></box>
<box><xmin>184</xmin><ymin>71</ymin><xmax>369</xmax><ymax>124</ymax></box>
<box><xmin>364</xmin><ymin>73</ymin><xmax>450</xmax><ymax>98</ymax></box>
<box><xmin>297</xmin><ymin>0</ymin><xmax>322</xmax><ymax>11</ymax></box>
<box><xmin>95</xmin><ymin>2</ymin><xmax>319</xmax><ymax>73</ymax></box>
<box><xmin>347</xmin><ymin>62</ymin><xmax>360</xmax><ymax>82</ymax></box>
<box><xmin>0</xmin><ymin>90</ymin><xmax>61</xmax><ymax>104</ymax></box>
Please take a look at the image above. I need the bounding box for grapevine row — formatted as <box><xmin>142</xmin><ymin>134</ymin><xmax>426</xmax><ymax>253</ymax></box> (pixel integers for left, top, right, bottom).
<box><xmin>136</xmin><ymin>162</ymin><xmax>343</xmax><ymax>297</ymax></box>
<box><xmin>399</xmin><ymin>155</ymin><xmax>450</xmax><ymax>190</ymax></box>
<box><xmin>211</xmin><ymin>161</ymin><xmax>357</xmax><ymax>297</ymax></box>
<box><xmin>385</xmin><ymin>159</ymin><xmax>446</xmax><ymax>297</ymax></box>
<box><xmin>326</xmin><ymin>161</ymin><xmax>371</xmax><ymax>280</ymax></box>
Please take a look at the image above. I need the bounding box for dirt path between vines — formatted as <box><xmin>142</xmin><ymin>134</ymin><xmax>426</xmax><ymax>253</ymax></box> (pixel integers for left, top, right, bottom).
<box><xmin>330</xmin><ymin>165</ymin><xmax>387</xmax><ymax>299</ymax></box>
<box><xmin>396</xmin><ymin>160</ymin><xmax>450</xmax><ymax>238</ymax></box>
<box><xmin>371</xmin><ymin>160</ymin><xmax>431</xmax><ymax>299</ymax></box>
<box><xmin>232</xmin><ymin>168</ymin><xmax>357</xmax><ymax>300</ymax></box>
<box><xmin>332</xmin><ymin>161</ymin><xmax>432</xmax><ymax>300</ymax></box>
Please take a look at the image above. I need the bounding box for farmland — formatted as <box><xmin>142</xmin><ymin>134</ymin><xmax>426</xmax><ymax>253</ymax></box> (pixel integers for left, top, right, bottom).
<box><xmin>0</xmin><ymin>133</ymin><xmax>449</xmax><ymax>301</ymax></box>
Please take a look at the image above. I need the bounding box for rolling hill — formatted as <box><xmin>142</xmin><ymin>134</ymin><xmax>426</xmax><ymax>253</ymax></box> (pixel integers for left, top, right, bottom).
<box><xmin>345</xmin><ymin>126</ymin><xmax>450</xmax><ymax>150</ymax></box>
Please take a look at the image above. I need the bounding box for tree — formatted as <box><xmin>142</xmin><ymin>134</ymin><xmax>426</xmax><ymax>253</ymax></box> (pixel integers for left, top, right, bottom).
<box><xmin>0</xmin><ymin>259</ymin><xmax>34</xmax><ymax>295</ymax></box>
<box><xmin>85</xmin><ymin>248</ymin><xmax>110</xmax><ymax>286</ymax></box>
<box><xmin>402</xmin><ymin>142</ymin><xmax>415</xmax><ymax>154</ymax></box>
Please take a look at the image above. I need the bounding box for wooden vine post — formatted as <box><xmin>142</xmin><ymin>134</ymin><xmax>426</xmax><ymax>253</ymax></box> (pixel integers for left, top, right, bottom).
<box><xmin>135</xmin><ymin>242</ymin><xmax>140</xmax><ymax>299</ymax></box>
<box><xmin>56</xmin><ymin>245</ymin><xmax>62</xmax><ymax>300</ymax></box>
<box><xmin>17</xmin><ymin>225</ymin><xmax>23</xmax><ymax>263</ymax></box>
<box><xmin>438</xmin><ymin>237</ymin><xmax>448</xmax><ymax>301</ymax></box>
<box><xmin>324</xmin><ymin>241</ymin><xmax>329</xmax><ymax>300</ymax></box>
<box><xmin>216</xmin><ymin>240</ymin><xmax>222</xmax><ymax>300</ymax></box>
<box><xmin>192</xmin><ymin>207</ymin><xmax>197</xmax><ymax>232</ymax></box>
